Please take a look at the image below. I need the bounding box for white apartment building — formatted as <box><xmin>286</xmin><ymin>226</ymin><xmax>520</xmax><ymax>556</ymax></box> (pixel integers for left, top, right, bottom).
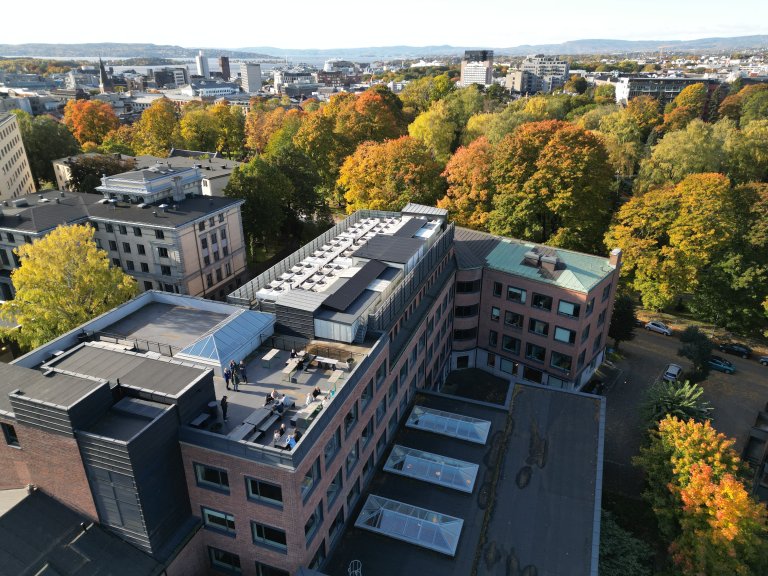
<box><xmin>459</xmin><ymin>50</ymin><xmax>493</xmax><ymax>87</ymax></box>
<box><xmin>240</xmin><ymin>63</ymin><xmax>262</xmax><ymax>94</ymax></box>
<box><xmin>0</xmin><ymin>113</ymin><xmax>35</xmax><ymax>202</ymax></box>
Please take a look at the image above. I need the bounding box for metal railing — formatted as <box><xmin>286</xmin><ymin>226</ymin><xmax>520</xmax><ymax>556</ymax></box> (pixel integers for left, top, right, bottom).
<box><xmin>92</xmin><ymin>331</ymin><xmax>180</xmax><ymax>357</ymax></box>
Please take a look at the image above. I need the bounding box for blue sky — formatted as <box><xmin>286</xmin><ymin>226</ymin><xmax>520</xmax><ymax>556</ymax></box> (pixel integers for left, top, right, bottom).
<box><xmin>5</xmin><ymin>0</ymin><xmax>767</xmax><ymax>49</ymax></box>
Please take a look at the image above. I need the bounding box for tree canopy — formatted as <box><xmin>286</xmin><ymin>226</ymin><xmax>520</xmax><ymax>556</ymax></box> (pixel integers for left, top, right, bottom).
<box><xmin>12</xmin><ymin>110</ymin><xmax>80</xmax><ymax>189</ymax></box>
<box><xmin>0</xmin><ymin>225</ymin><xmax>137</xmax><ymax>349</ymax></box>
<box><xmin>63</xmin><ymin>99</ymin><xmax>120</xmax><ymax>146</ymax></box>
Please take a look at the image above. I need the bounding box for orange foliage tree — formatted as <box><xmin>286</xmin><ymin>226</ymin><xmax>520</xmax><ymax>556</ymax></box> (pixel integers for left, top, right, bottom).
<box><xmin>437</xmin><ymin>136</ymin><xmax>495</xmax><ymax>229</ymax></box>
<box><xmin>63</xmin><ymin>99</ymin><xmax>120</xmax><ymax>146</ymax></box>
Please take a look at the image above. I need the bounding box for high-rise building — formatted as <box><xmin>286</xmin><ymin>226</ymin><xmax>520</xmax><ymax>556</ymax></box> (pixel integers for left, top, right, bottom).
<box><xmin>507</xmin><ymin>54</ymin><xmax>570</xmax><ymax>94</ymax></box>
<box><xmin>240</xmin><ymin>63</ymin><xmax>262</xmax><ymax>93</ymax></box>
<box><xmin>460</xmin><ymin>50</ymin><xmax>493</xmax><ymax>87</ymax></box>
<box><xmin>195</xmin><ymin>50</ymin><xmax>210</xmax><ymax>78</ymax></box>
<box><xmin>219</xmin><ymin>56</ymin><xmax>231</xmax><ymax>80</ymax></box>
<box><xmin>0</xmin><ymin>113</ymin><xmax>35</xmax><ymax>203</ymax></box>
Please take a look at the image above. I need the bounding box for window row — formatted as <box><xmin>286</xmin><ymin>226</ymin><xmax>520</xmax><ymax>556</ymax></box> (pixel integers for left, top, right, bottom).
<box><xmin>97</xmin><ymin>222</ymin><xmax>165</xmax><ymax>239</ymax></box>
<box><xmin>492</xmin><ymin>281</ymin><xmax>598</xmax><ymax>319</ymax></box>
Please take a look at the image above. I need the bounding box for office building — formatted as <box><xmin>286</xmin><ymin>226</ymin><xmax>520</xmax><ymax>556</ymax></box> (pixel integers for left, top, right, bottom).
<box><xmin>0</xmin><ymin>164</ymin><xmax>247</xmax><ymax>300</ymax></box>
<box><xmin>196</xmin><ymin>50</ymin><xmax>210</xmax><ymax>79</ymax></box>
<box><xmin>240</xmin><ymin>63</ymin><xmax>263</xmax><ymax>94</ymax></box>
<box><xmin>0</xmin><ymin>113</ymin><xmax>35</xmax><ymax>202</ymax></box>
<box><xmin>507</xmin><ymin>55</ymin><xmax>570</xmax><ymax>94</ymax></box>
<box><xmin>0</xmin><ymin>204</ymin><xmax>617</xmax><ymax>575</ymax></box>
<box><xmin>459</xmin><ymin>50</ymin><xmax>493</xmax><ymax>87</ymax></box>
<box><xmin>219</xmin><ymin>56</ymin><xmax>231</xmax><ymax>81</ymax></box>
<box><xmin>615</xmin><ymin>76</ymin><xmax>718</xmax><ymax>105</ymax></box>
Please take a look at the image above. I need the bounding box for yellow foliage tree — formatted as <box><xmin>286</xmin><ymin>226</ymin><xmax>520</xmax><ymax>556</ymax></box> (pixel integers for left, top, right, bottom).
<box><xmin>0</xmin><ymin>225</ymin><xmax>138</xmax><ymax>349</ymax></box>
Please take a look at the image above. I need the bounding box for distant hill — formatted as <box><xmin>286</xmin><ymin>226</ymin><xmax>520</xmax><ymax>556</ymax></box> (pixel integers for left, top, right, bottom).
<box><xmin>0</xmin><ymin>35</ymin><xmax>766</xmax><ymax>61</ymax></box>
<box><xmin>0</xmin><ymin>43</ymin><xmax>276</xmax><ymax>59</ymax></box>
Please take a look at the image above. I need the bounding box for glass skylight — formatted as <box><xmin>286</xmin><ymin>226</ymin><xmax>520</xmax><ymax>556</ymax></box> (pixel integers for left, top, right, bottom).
<box><xmin>354</xmin><ymin>495</ymin><xmax>464</xmax><ymax>556</ymax></box>
<box><xmin>406</xmin><ymin>406</ymin><xmax>491</xmax><ymax>444</ymax></box>
<box><xmin>384</xmin><ymin>445</ymin><xmax>478</xmax><ymax>493</ymax></box>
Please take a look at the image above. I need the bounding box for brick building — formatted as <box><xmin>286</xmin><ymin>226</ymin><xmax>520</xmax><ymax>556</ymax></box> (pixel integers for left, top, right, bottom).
<box><xmin>0</xmin><ymin>204</ymin><xmax>618</xmax><ymax>575</ymax></box>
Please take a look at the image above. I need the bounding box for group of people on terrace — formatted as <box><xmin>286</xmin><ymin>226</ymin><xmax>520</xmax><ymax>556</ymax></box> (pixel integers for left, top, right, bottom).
<box><xmin>223</xmin><ymin>359</ymin><xmax>247</xmax><ymax>391</ymax></box>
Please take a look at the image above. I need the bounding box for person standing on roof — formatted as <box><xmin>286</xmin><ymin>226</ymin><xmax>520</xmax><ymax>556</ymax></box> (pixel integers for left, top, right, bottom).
<box><xmin>223</xmin><ymin>367</ymin><xmax>232</xmax><ymax>390</ymax></box>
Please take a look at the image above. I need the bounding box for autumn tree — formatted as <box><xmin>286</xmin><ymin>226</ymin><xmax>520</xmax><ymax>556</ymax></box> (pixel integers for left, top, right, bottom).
<box><xmin>63</xmin><ymin>99</ymin><xmax>120</xmax><ymax>146</ymax></box>
<box><xmin>245</xmin><ymin>104</ymin><xmax>290</xmax><ymax>154</ymax></box>
<box><xmin>131</xmin><ymin>97</ymin><xmax>181</xmax><ymax>156</ymax></box>
<box><xmin>437</xmin><ymin>137</ymin><xmax>495</xmax><ymax>229</ymax></box>
<box><xmin>408</xmin><ymin>99</ymin><xmax>458</xmax><ymax>163</ymax></box>
<box><xmin>212</xmin><ymin>102</ymin><xmax>245</xmax><ymax>158</ymax></box>
<box><xmin>624</xmin><ymin>95</ymin><xmax>662</xmax><ymax>139</ymax></box>
<box><xmin>100</xmin><ymin>125</ymin><xmax>136</xmax><ymax>156</ymax></box>
<box><xmin>740</xmin><ymin>89</ymin><xmax>768</xmax><ymax>127</ymax></box>
<box><xmin>398</xmin><ymin>73</ymin><xmax>454</xmax><ymax>115</ymax></box>
<box><xmin>66</xmin><ymin>154</ymin><xmax>136</xmax><ymax>193</ymax></box>
<box><xmin>563</xmin><ymin>75</ymin><xmax>588</xmax><ymax>94</ymax></box>
<box><xmin>338</xmin><ymin>136</ymin><xmax>445</xmax><ymax>213</ymax></box>
<box><xmin>180</xmin><ymin>105</ymin><xmax>219</xmax><ymax>152</ymax></box>
<box><xmin>11</xmin><ymin>110</ymin><xmax>80</xmax><ymax>189</ymax></box>
<box><xmin>332</xmin><ymin>85</ymin><xmax>409</xmax><ymax>149</ymax></box>
<box><xmin>489</xmin><ymin>121</ymin><xmax>615</xmax><ymax>253</ymax></box>
<box><xmin>0</xmin><ymin>225</ymin><xmax>137</xmax><ymax>349</ymax></box>
<box><xmin>664</xmin><ymin>83</ymin><xmax>708</xmax><ymax>124</ymax></box>
<box><xmin>718</xmin><ymin>83</ymin><xmax>768</xmax><ymax>124</ymax></box>
<box><xmin>593</xmin><ymin>84</ymin><xmax>616</xmax><ymax>105</ymax></box>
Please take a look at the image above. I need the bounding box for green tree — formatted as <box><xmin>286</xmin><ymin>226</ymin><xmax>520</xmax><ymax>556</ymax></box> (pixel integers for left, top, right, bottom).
<box><xmin>593</xmin><ymin>84</ymin><xmax>616</xmax><ymax>105</ymax></box>
<box><xmin>608</xmin><ymin>294</ymin><xmax>637</xmax><ymax>350</ymax></box>
<box><xmin>131</xmin><ymin>97</ymin><xmax>181</xmax><ymax>156</ymax></box>
<box><xmin>338</xmin><ymin>136</ymin><xmax>445</xmax><ymax>213</ymax></box>
<box><xmin>625</xmin><ymin>95</ymin><xmax>662</xmax><ymax>140</ymax></box>
<box><xmin>599</xmin><ymin>511</ymin><xmax>653</xmax><ymax>576</ymax></box>
<box><xmin>642</xmin><ymin>379</ymin><xmax>713</xmax><ymax>429</ymax></box>
<box><xmin>0</xmin><ymin>225</ymin><xmax>137</xmax><ymax>349</ymax></box>
<box><xmin>740</xmin><ymin>89</ymin><xmax>768</xmax><ymax>127</ymax></box>
<box><xmin>665</xmin><ymin>83</ymin><xmax>708</xmax><ymax>120</ymax></box>
<box><xmin>100</xmin><ymin>125</ymin><xmax>136</xmax><ymax>156</ymax></box>
<box><xmin>179</xmin><ymin>106</ymin><xmax>219</xmax><ymax>152</ymax></box>
<box><xmin>564</xmin><ymin>75</ymin><xmax>588</xmax><ymax>94</ymax></box>
<box><xmin>408</xmin><ymin>99</ymin><xmax>458</xmax><ymax>163</ymax></box>
<box><xmin>677</xmin><ymin>326</ymin><xmax>713</xmax><ymax>381</ymax></box>
<box><xmin>66</xmin><ymin>154</ymin><xmax>136</xmax><ymax>193</ymax></box>
<box><xmin>12</xmin><ymin>110</ymin><xmax>80</xmax><ymax>189</ymax></box>
<box><xmin>212</xmin><ymin>102</ymin><xmax>245</xmax><ymax>159</ymax></box>
<box><xmin>224</xmin><ymin>157</ymin><xmax>289</xmax><ymax>250</ymax></box>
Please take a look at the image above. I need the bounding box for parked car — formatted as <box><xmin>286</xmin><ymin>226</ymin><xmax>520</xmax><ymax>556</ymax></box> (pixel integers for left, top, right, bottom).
<box><xmin>645</xmin><ymin>321</ymin><xmax>672</xmax><ymax>336</ymax></box>
<box><xmin>708</xmin><ymin>356</ymin><xmax>736</xmax><ymax>374</ymax></box>
<box><xmin>760</xmin><ymin>356</ymin><xmax>768</xmax><ymax>366</ymax></box>
<box><xmin>662</xmin><ymin>363</ymin><xmax>683</xmax><ymax>383</ymax></box>
<box><xmin>718</xmin><ymin>342</ymin><xmax>752</xmax><ymax>359</ymax></box>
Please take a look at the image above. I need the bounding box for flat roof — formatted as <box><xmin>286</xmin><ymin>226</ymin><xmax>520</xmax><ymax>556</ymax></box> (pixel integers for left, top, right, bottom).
<box><xmin>87</xmin><ymin>195</ymin><xmax>243</xmax><ymax>229</ymax></box>
<box><xmin>352</xmin><ymin>235</ymin><xmax>424</xmax><ymax>264</ymax></box>
<box><xmin>0</xmin><ymin>362</ymin><xmax>104</xmax><ymax>410</ymax></box>
<box><xmin>103</xmin><ymin>302</ymin><xmax>229</xmax><ymax>351</ymax></box>
<box><xmin>46</xmin><ymin>344</ymin><xmax>207</xmax><ymax>397</ymax></box>
<box><xmin>325</xmin><ymin>387</ymin><xmax>603</xmax><ymax>576</ymax></box>
<box><xmin>87</xmin><ymin>397</ymin><xmax>167</xmax><ymax>441</ymax></box>
<box><xmin>454</xmin><ymin>227</ymin><xmax>615</xmax><ymax>293</ymax></box>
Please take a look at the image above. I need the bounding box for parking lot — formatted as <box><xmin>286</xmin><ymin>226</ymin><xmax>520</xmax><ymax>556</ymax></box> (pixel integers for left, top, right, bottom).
<box><xmin>602</xmin><ymin>327</ymin><xmax>768</xmax><ymax>496</ymax></box>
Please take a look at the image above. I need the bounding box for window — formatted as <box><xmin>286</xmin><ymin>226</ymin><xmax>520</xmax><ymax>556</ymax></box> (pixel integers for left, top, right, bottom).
<box><xmin>363</xmin><ymin>453</ymin><xmax>375</xmax><ymax>480</ymax></box>
<box><xmin>376</xmin><ymin>397</ymin><xmax>387</xmax><ymax>426</ymax></box>
<box><xmin>225</xmin><ymin>263</ymin><xmax>232</xmax><ymax>276</ymax></box>
<box><xmin>388</xmin><ymin>379</ymin><xmax>397</xmax><ymax>404</ymax></box>
<box><xmin>523</xmin><ymin>366</ymin><xmax>543</xmax><ymax>384</ymax></box>
<box><xmin>586</xmin><ymin>297</ymin><xmax>595</xmax><ymax>316</ymax></box>
<box><xmin>105</xmin><ymin>223</ymin><xmax>113</xmax><ymax>233</ymax></box>
<box><xmin>211</xmin><ymin>232</ymin><xmax>218</xmax><ymax>245</ymax></box>
<box><xmin>2</xmin><ymin>423</ymin><xmax>19</xmax><ymax>447</ymax></box>
<box><xmin>347</xmin><ymin>441</ymin><xmax>359</xmax><ymax>474</ymax></box>
<box><xmin>602</xmin><ymin>283</ymin><xmax>612</xmax><ymax>302</ymax></box>
<box><xmin>202</xmin><ymin>507</ymin><xmax>236</xmax><ymax>536</ymax></box>
<box><xmin>91</xmin><ymin>222</ymin><xmax>99</xmax><ymax>231</ymax></box>
<box><xmin>388</xmin><ymin>410</ymin><xmax>398</xmax><ymax>437</ymax></box>
<box><xmin>141</xmin><ymin>262</ymin><xmax>149</xmax><ymax>273</ymax></box>
<box><xmin>122</xmin><ymin>242</ymin><xmax>131</xmax><ymax>253</ymax></box>
<box><xmin>209</xmin><ymin>217</ymin><xmax>216</xmax><ymax>227</ymax></box>
<box><xmin>345</xmin><ymin>404</ymin><xmax>358</xmax><ymax>436</ymax></box>
<box><xmin>493</xmin><ymin>281</ymin><xmax>502</xmax><ymax>297</ymax></box>
<box><xmin>551</xmin><ymin>351</ymin><xmax>573</xmax><ymax>372</ymax></box>
<box><xmin>581</xmin><ymin>324</ymin><xmax>591</xmax><ymax>343</ymax></box>
<box><xmin>488</xmin><ymin>330</ymin><xmax>498</xmax><ymax>347</ymax></box>
<box><xmin>456</xmin><ymin>279</ymin><xmax>481</xmax><ymax>293</ymax></box>
<box><xmin>557</xmin><ymin>300</ymin><xmax>581</xmax><ymax>318</ymax></box>
<box><xmin>504</xmin><ymin>310</ymin><xmax>524</xmax><ymax>328</ymax></box>
<box><xmin>500</xmin><ymin>357</ymin><xmax>517</xmax><ymax>375</ymax></box>
<box><xmin>526</xmin><ymin>342</ymin><xmax>546</xmax><ymax>363</ymax></box>
<box><xmin>255</xmin><ymin>561</ymin><xmax>289</xmax><ymax>576</ymax></box>
<box><xmin>598</xmin><ymin>309</ymin><xmax>607</xmax><ymax>326</ymax></box>
<box><xmin>453</xmin><ymin>327</ymin><xmax>477</xmax><ymax>341</ymax></box>
<box><xmin>213</xmin><ymin>250</ymin><xmax>220</xmax><ymax>262</ymax></box>
<box><xmin>327</xmin><ymin>468</ymin><xmax>343</xmax><ymax>507</ymax></box>
<box><xmin>161</xmin><ymin>265</ymin><xmax>171</xmax><ymax>276</ymax></box>
<box><xmin>528</xmin><ymin>318</ymin><xmax>549</xmax><ymax>336</ymax></box>
<box><xmin>507</xmin><ymin>286</ymin><xmax>526</xmax><ymax>304</ymax></box>
<box><xmin>399</xmin><ymin>362</ymin><xmax>409</xmax><ymax>383</ymax></box>
<box><xmin>455</xmin><ymin>304</ymin><xmax>479</xmax><ymax>317</ymax></box>
<box><xmin>301</xmin><ymin>458</ymin><xmax>321</xmax><ymax>500</ymax></box>
<box><xmin>108</xmin><ymin>240</ymin><xmax>117</xmax><ymax>251</ymax></box>
<box><xmin>593</xmin><ymin>333</ymin><xmax>603</xmax><ymax>352</ymax></box>
<box><xmin>361</xmin><ymin>417</ymin><xmax>374</xmax><ymax>448</ymax></box>
<box><xmin>487</xmin><ymin>352</ymin><xmax>496</xmax><ymax>367</ymax></box>
<box><xmin>143</xmin><ymin>280</ymin><xmax>153</xmax><ymax>290</ymax></box>
<box><xmin>502</xmin><ymin>335</ymin><xmax>520</xmax><ymax>354</ymax></box>
<box><xmin>251</xmin><ymin>522</ymin><xmax>287</xmax><ymax>551</ymax></box>
<box><xmin>324</xmin><ymin>427</ymin><xmax>341</xmax><ymax>465</ymax></box>
<box><xmin>490</xmin><ymin>306</ymin><xmax>500</xmax><ymax>321</ymax></box>
<box><xmin>554</xmin><ymin>326</ymin><xmax>576</xmax><ymax>344</ymax></box>
<box><xmin>133</xmin><ymin>227</ymin><xmax>142</xmax><ymax>236</ymax></box>
<box><xmin>246</xmin><ymin>478</ymin><xmax>282</xmax><ymax>506</ymax></box>
<box><xmin>201</xmin><ymin>238</ymin><xmax>208</xmax><ymax>250</ymax></box>
<box><xmin>305</xmin><ymin>502</ymin><xmax>324</xmax><ymax>543</ymax></box>
<box><xmin>112</xmin><ymin>258</ymin><xmax>120</xmax><ymax>267</ymax></box>
<box><xmin>158</xmin><ymin>247</ymin><xmax>169</xmax><ymax>258</ymax></box>
<box><xmin>118</xmin><ymin>225</ymin><xmax>127</xmax><ymax>235</ymax></box>
<box><xmin>216</xmin><ymin>267</ymin><xmax>223</xmax><ymax>282</ymax></box>
<box><xmin>204</xmin><ymin>255</ymin><xmax>210</xmax><ymax>266</ymax></box>
<box><xmin>219</xmin><ymin>213</ymin><xmax>225</xmax><ymax>223</ymax></box>
<box><xmin>347</xmin><ymin>477</ymin><xmax>361</xmax><ymax>509</ymax></box>
<box><xmin>376</xmin><ymin>429</ymin><xmax>388</xmax><ymax>459</ymax></box>
<box><xmin>208</xmin><ymin>546</ymin><xmax>241</xmax><ymax>574</ymax></box>
<box><xmin>361</xmin><ymin>379</ymin><xmax>373</xmax><ymax>411</ymax></box>
<box><xmin>137</xmin><ymin>244</ymin><xmax>146</xmax><ymax>255</ymax></box>
<box><xmin>155</xmin><ymin>230</ymin><xmax>164</xmax><ymax>239</ymax></box>
<box><xmin>532</xmin><ymin>293</ymin><xmax>553</xmax><ymax>311</ymax></box>
<box><xmin>309</xmin><ymin>540</ymin><xmax>326</xmax><ymax>570</ymax></box>
<box><xmin>577</xmin><ymin>350</ymin><xmax>586</xmax><ymax>369</ymax></box>
<box><xmin>375</xmin><ymin>362</ymin><xmax>387</xmax><ymax>389</ymax></box>
<box><xmin>199</xmin><ymin>221</ymin><xmax>206</xmax><ymax>231</ymax></box>
<box><xmin>223</xmin><ymin>246</ymin><xmax>229</xmax><ymax>257</ymax></box>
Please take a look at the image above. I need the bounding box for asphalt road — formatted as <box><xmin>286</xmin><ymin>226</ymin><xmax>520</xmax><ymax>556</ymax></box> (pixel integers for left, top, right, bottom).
<box><xmin>602</xmin><ymin>328</ymin><xmax>768</xmax><ymax>496</ymax></box>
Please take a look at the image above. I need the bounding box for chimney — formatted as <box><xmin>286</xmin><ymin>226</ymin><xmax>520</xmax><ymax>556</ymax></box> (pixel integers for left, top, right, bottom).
<box><xmin>609</xmin><ymin>248</ymin><xmax>622</xmax><ymax>268</ymax></box>
<box><xmin>540</xmin><ymin>254</ymin><xmax>559</xmax><ymax>274</ymax></box>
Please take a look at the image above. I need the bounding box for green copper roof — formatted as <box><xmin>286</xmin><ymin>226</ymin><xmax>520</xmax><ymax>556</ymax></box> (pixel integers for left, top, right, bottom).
<box><xmin>484</xmin><ymin>238</ymin><xmax>614</xmax><ymax>293</ymax></box>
